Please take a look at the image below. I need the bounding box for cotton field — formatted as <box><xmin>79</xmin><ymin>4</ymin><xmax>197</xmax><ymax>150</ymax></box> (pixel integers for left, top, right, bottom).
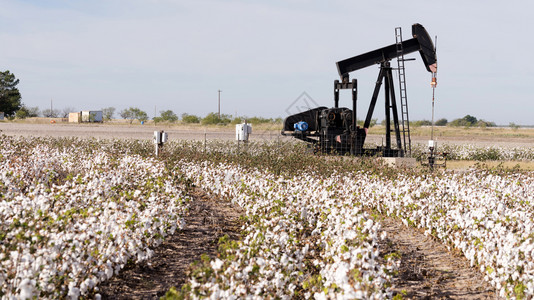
<box><xmin>0</xmin><ymin>136</ymin><xmax>190</xmax><ymax>299</ymax></box>
<box><xmin>1</xmin><ymin>136</ymin><xmax>534</xmax><ymax>299</ymax></box>
<box><xmin>173</xmin><ymin>159</ymin><xmax>534</xmax><ymax>299</ymax></box>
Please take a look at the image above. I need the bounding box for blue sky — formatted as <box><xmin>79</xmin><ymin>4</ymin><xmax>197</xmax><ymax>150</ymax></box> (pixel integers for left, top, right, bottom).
<box><xmin>1</xmin><ymin>0</ymin><xmax>533</xmax><ymax>125</ymax></box>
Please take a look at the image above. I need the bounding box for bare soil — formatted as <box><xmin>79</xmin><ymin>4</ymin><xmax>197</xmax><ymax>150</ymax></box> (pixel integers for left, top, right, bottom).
<box><xmin>2</xmin><ymin>122</ymin><xmax>533</xmax><ymax>147</ymax></box>
<box><xmin>98</xmin><ymin>188</ymin><xmax>242</xmax><ymax>299</ymax></box>
<box><xmin>379</xmin><ymin>217</ymin><xmax>498</xmax><ymax>299</ymax></box>
<box><xmin>0</xmin><ymin>122</ymin><xmax>285</xmax><ymax>142</ymax></box>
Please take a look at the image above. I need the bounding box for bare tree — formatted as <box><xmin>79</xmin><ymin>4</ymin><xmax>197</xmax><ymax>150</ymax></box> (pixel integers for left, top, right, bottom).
<box><xmin>42</xmin><ymin>108</ymin><xmax>60</xmax><ymax>118</ymax></box>
<box><xmin>102</xmin><ymin>107</ymin><xmax>116</xmax><ymax>121</ymax></box>
<box><xmin>61</xmin><ymin>107</ymin><xmax>77</xmax><ymax>118</ymax></box>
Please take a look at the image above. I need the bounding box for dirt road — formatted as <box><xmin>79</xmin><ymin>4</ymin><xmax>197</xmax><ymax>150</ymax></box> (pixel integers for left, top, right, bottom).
<box><xmin>2</xmin><ymin>122</ymin><xmax>533</xmax><ymax>147</ymax></box>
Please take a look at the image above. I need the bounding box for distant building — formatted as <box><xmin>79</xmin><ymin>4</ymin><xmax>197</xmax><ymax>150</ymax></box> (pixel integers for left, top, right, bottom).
<box><xmin>81</xmin><ymin>111</ymin><xmax>103</xmax><ymax>123</ymax></box>
<box><xmin>68</xmin><ymin>112</ymin><xmax>81</xmax><ymax>123</ymax></box>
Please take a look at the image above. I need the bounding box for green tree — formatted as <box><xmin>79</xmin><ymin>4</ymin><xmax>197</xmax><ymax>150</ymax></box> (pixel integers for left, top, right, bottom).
<box><xmin>155</xmin><ymin>110</ymin><xmax>178</xmax><ymax>122</ymax></box>
<box><xmin>120</xmin><ymin>107</ymin><xmax>148</xmax><ymax>123</ymax></box>
<box><xmin>0</xmin><ymin>70</ymin><xmax>22</xmax><ymax>117</ymax></box>
<box><xmin>463</xmin><ymin>115</ymin><xmax>478</xmax><ymax>125</ymax></box>
<box><xmin>102</xmin><ymin>107</ymin><xmax>116</xmax><ymax>121</ymax></box>
<box><xmin>15</xmin><ymin>106</ymin><xmax>39</xmax><ymax>119</ymax></box>
<box><xmin>181</xmin><ymin>113</ymin><xmax>200</xmax><ymax>124</ymax></box>
<box><xmin>435</xmin><ymin>118</ymin><xmax>448</xmax><ymax>126</ymax></box>
<box><xmin>15</xmin><ymin>108</ymin><xmax>29</xmax><ymax>119</ymax></box>
<box><xmin>449</xmin><ymin>115</ymin><xmax>478</xmax><ymax>127</ymax></box>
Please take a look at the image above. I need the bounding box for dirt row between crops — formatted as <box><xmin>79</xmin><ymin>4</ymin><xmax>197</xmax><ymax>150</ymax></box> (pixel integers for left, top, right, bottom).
<box><xmin>379</xmin><ymin>217</ymin><xmax>498</xmax><ymax>299</ymax></box>
<box><xmin>97</xmin><ymin>188</ymin><xmax>498</xmax><ymax>299</ymax></box>
<box><xmin>98</xmin><ymin>188</ymin><xmax>243</xmax><ymax>299</ymax></box>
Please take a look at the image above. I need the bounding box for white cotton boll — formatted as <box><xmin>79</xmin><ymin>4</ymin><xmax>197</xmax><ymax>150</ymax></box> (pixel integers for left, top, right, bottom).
<box><xmin>18</xmin><ymin>278</ymin><xmax>36</xmax><ymax>300</ymax></box>
<box><xmin>67</xmin><ymin>284</ymin><xmax>80</xmax><ymax>300</ymax></box>
<box><xmin>211</xmin><ymin>259</ymin><xmax>224</xmax><ymax>271</ymax></box>
<box><xmin>105</xmin><ymin>265</ymin><xmax>113</xmax><ymax>280</ymax></box>
<box><xmin>334</xmin><ymin>262</ymin><xmax>349</xmax><ymax>284</ymax></box>
<box><xmin>84</xmin><ymin>277</ymin><xmax>95</xmax><ymax>290</ymax></box>
<box><xmin>280</xmin><ymin>254</ymin><xmax>288</xmax><ymax>266</ymax></box>
<box><xmin>278</xmin><ymin>232</ymin><xmax>288</xmax><ymax>246</ymax></box>
<box><xmin>80</xmin><ymin>281</ymin><xmax>88</xmax><ymax>295</ymax></box>
<box><xmin>344</xmin><ymin>230</ymin><xmax>357</xmax><ymax>240</ymax></box>
<box><xmin>314</xmin><ymin>292</ymin><xmax>327</xmax><ymax>300</ymax></box>
<box><xmin>380</xmin><ymin>231</ymin><xmax>387</xmax><ymax>240</ymax></box>
<box><xmin>243</xmin><ymin>265</ymin><xmax>253</xmax><ymax>275</ymax></box>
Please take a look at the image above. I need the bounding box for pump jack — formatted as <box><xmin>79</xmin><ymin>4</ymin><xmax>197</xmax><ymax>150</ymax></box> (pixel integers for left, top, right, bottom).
<box><xmin>282</xmin><ymin>23</ymin><xmax>437</xmax><ymax>157</ymax></box>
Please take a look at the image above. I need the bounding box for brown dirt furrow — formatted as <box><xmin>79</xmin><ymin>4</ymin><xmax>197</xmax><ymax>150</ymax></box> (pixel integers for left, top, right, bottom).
<box><xmin>379</xmin><ymin>217</ymin><xmax>499</xmax><ymax>299</ymax></box>
<box><xmin>98</xmin><ymin>188</ymin><xmax>242</xmax><ymax>299</ymax></box>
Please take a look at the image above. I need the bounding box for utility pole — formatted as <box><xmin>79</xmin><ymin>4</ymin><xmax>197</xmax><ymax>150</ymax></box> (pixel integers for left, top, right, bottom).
<box><xmin>218</xmin><ymin>90</ymin><xmax>222</xmax><ymax>119</ymax></box>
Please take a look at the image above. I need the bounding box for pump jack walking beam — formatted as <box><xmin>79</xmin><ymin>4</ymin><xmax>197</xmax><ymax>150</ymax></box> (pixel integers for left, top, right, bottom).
<box><xmin>336</xmin><ymin>24</ymin><xmax>437</xmax><ymax>82</ymax></box>
<box><xmin>281</xmin><ymin>23</ymin><xmax>437</xmax><ymax>158</ymax></box>
<box><xmin>336</xmin><ymin>23</ymin><xmax>437</xmax><ymax>157</ymax></box>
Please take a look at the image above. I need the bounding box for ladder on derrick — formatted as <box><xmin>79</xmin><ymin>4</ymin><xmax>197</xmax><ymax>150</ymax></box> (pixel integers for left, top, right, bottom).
<box><xmin>395</xmin><ymin>27</ymin><xmax>411</xmax><ymax>156</ymax></box>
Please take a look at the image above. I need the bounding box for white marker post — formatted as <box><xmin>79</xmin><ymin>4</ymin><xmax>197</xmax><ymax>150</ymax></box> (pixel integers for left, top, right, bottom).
<box><xmin>236</xmin><ymin>121</ymin><xmax>252</xmax><ymax>151</ymax></box>
<box><xmin>154</xmin><ymin>130</ymin><xmax>168</xmax><ymax>156</ymax></box>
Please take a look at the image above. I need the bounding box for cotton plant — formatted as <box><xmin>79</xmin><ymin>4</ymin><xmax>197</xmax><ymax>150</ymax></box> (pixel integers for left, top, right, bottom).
<box><xmin>333</xmin><ymin>169</ymin><xmax>534</xmax><ymax>299</ymax></box>
<box><xmin>174</xmin><ymin>155</ymin><xmax>534</xmax><ymax>299</ymax></box>
<box><xmin>0</xmin><ymin>136</ymin><xmax>190</xmax><ymax>299</ymax></box>
<box><xmin>174</xmin><ymin>161</ymin><xmax>397</xmax><ymax>299</ymax></box>
<box><xmin>411</xmin><ymin>143</ymin><xmax>534</xmax><ymax>161</ymax></box>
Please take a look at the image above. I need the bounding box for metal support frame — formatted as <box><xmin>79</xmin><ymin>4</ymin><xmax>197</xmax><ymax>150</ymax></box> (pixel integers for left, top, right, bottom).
<box><xmin>333</xmin><ymin>79</ymin><xmax>358</xmax><ymax>155</ymax></box>
<box><xmin>362</xmin><ymin>62</ymin><xmax>404</xmax><ymax>157</ymax></box>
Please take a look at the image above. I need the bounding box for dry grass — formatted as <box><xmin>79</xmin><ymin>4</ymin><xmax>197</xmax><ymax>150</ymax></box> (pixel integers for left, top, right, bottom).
<box><xmin>8</xmin><ymin>118</ymin><xmax>534</xmax><ymax>137</ymax></box>
<box><xmin>445</xmin><ymin>160</ymin><xmax>534</xmax><ymax>171</ymax></box>
<box><xmin>368</xmin><ymin>125</ymin><xmax>534</xmax><ymax>139</ymax></box>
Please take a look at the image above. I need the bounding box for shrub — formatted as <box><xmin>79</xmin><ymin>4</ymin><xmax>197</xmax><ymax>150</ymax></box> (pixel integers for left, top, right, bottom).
<box><xmin>509</xmin><ymin>122</ymin><xmax>520</xmax><ymax>130</ymax></box>
<box><xmin>230</xmin><ymin>116</ymin><xmax>280</xmax><ymax>125</ymax></box>
<box><xmin>181</xmin><ymin>113</ymin><xmax>200</xmax><ymax>124</ymax></box>
<box><xmin>435</xmin><ymin>118</ymin><xmax>448</xmax><ymax>126</ymax></box>
<box><xmin>411</xmin><ymin>120</ymin><xmax>432</xmax><ymax>127</ymax></box>
<box><xmin>449</xmin><ymin>115</ymin><xmax>478</xmax><ymax>127</ymax></box>
<box><xmin>155</xmin><ymin>110</ymin><xmax>178</xmax><ymax>123</ymax></box>
<box><xmin>201</xmin><ymin>112</ymin><xmax>231</xmax><ymax>125</ymax></box>
<box><xmin>15</xmin><ymin>105</ymin><xmax>39</xmax><ymax>119</ymax></box>
<box><xmin>477</xmin><ymin>120</ymin><xmax>496</xmax><ymax>128</ymax></box>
